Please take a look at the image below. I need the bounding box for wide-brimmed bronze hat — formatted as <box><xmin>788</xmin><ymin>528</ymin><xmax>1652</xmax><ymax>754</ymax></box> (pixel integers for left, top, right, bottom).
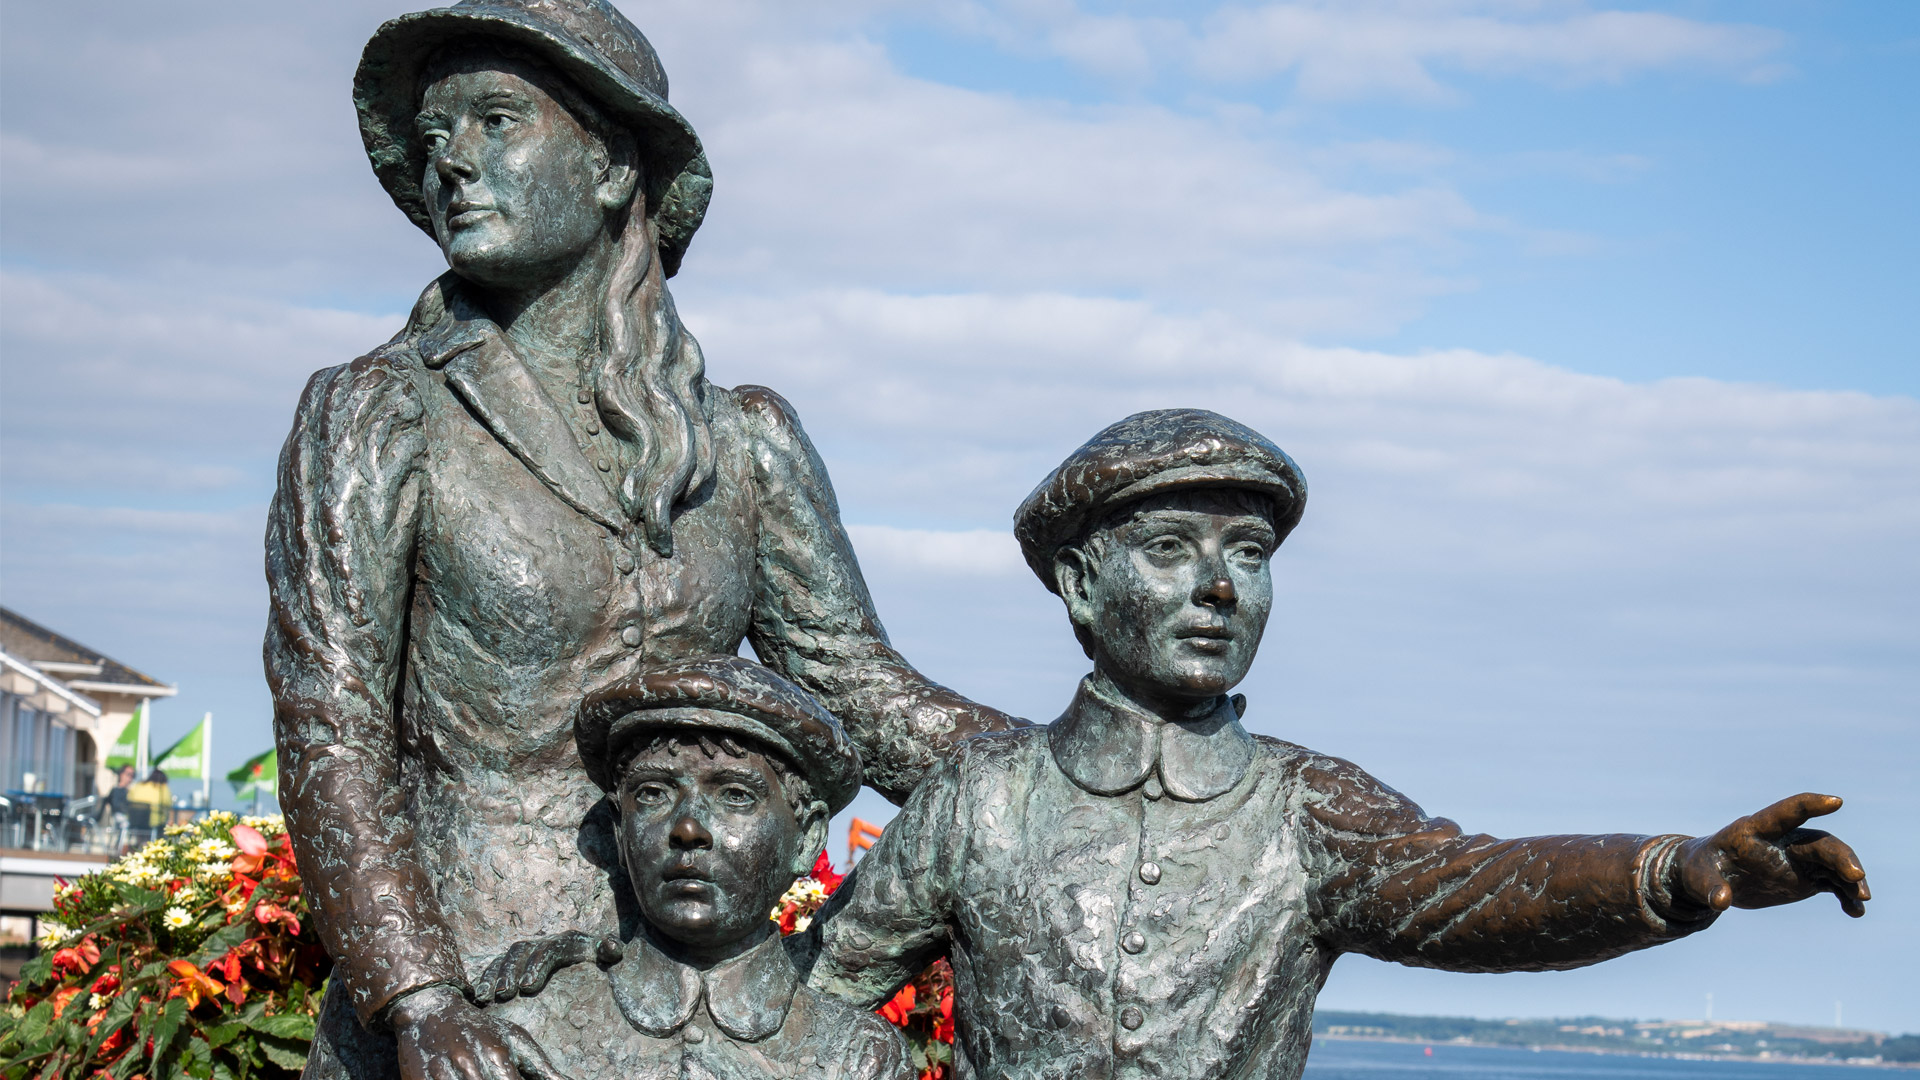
<box><xmin>355</xmin><ymin>0</ymin><xmax>711</xmax><ymax>277</ymax></box>
<box><xmin>577</xmin><ymin>656</ymin><xmax>863</xmax><ymax>815</ymax></box>
<box><xmin>1013</xmin><ymin>409</ymin><xmax>1308</xmax><ymax>593</ymax></box>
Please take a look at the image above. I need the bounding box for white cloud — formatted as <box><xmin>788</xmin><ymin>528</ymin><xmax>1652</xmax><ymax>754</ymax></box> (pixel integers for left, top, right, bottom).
<box><xmin>938</xmin><ymin>1</ymin><xmax>1788</xmax><ymax>101</ymax></box>
<box><xmin>846</xmin><ymin>524</ymin><xmax>1026</xmax><ymax>577</ymax></box>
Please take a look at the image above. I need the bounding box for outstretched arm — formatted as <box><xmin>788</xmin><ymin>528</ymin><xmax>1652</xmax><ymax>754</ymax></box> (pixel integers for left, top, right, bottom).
<box><xmin>1303</xmin><ymin>755</ymin><xmax>1720</xmax><ymax>973</ymax></box>
<box><xmin>738</xmin><ymin>385</ymin><xmax>1024</xmax><ymax>803</ymax></box>
<box><xmin>1673</xmin><ymin>792</ymin><xmax>1869</xmax><ymax>918</ymax></box>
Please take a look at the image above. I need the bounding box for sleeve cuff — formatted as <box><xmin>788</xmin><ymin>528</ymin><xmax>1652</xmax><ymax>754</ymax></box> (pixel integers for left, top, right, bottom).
<box><xmin>1635</xmin><ymin>834</ymin><xmax>1720</xmax><ymax>935</ymax></box>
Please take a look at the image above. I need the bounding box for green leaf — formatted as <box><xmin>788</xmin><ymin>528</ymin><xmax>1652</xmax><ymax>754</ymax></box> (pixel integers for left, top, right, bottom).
<box><xmin>201</xmin><ymin>1021</ymin><xmax>244</xmax><ymax>1049</ymax></box>
<box><xmin>11</xmin><ymin>1005</ymin><xmax>49</xmax><ymax>1048</ymax></box>
<box><xmin>186</xmin><ymin>923</ymin><xmax>250</xmax><ymax>968</ymax></box>
<box><xmin>79</xmin><ymin>991</ymin><xmax>140</xmax><ymax>1062</ymax></box>
<box><xmin>13</xmin><ymin>956</ymin><xmax>51</xmax><ymax>990</ymax></box>
<box><xmin>149</xmin><ymin>997</ymin><xmax>188</xmax><ymax>1065</ymax></box>
<box><xmin>241</xmin><ymin>1012</ymin><xmax>312</xmax><ymax>1042</ymax></box>
<box><xmin>254</xmin><ymin>1035</ymin><xmax>306</xmax><ymax>1071</ymax></box>
<box><xmin>180</xmin><ymin>1033</ymin><xmax>214</xmax><ymax>1078</ymax></box>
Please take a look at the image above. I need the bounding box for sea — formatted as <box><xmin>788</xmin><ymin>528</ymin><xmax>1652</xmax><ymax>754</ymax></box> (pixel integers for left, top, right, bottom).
<box><xmin>1303</xmin><ymin>1039</ymin><xmax>1892</xmax><ymax>1078</ymax></box>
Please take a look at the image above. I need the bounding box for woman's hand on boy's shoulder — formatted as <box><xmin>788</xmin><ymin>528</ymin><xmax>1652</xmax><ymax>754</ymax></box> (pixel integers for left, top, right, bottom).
<box><xmin>471</xmin><ymin>930</ymin><xmax>621</xmax><ymax>1003</ymax></box>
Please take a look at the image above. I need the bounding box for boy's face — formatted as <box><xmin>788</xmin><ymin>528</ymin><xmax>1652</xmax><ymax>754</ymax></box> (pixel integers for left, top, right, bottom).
<box><xmin>615</xmin><ymin>738</ymin><xmax>811</xmax><ymax>955</ymax></box>
<box><xmin>1060</xmin><ymin>488</ymin><xmax>1276</xmax><ymax>705</ymax></box>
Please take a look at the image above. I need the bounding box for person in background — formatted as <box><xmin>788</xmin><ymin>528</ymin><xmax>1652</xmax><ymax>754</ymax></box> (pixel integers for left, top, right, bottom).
<box><xmin>97</xmin><ymin>764</ymin><xmax>136</xmax><ymax>848</ymax></box>
<box><xmin>125</xmin><ymin>769</ymin><xmax>171</xmax><ymax>842</ymax></box>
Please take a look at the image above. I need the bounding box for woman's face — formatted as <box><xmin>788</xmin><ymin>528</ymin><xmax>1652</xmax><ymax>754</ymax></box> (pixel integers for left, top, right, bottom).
<box><xmin>415</xmin><ymin>57</ymin><xmax>611</xmax><ymax>291</ymax></box>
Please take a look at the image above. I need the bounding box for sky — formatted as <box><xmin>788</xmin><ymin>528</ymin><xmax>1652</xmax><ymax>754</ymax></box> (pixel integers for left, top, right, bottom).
<box><xmin>2</xmin><ymin>0</ymin><xmax>1915</xmax><ymax>1033</ymax></box>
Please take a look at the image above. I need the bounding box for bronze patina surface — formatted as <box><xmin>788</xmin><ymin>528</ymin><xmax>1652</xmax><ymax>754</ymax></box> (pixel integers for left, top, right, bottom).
<box><xmin>264</xmin><ymin>2</ymin><xmax>1012</xmax><ymax>1077</ymax></box>
<box><xmin>807</xmin><ymin>410</ymin><xmax>1871</xmax><ymax>1080</ymax></box>
<box><xmin>461</xmin><ymin>656</ymin><xmax>909</xmax><ymax>1079</ymax></box>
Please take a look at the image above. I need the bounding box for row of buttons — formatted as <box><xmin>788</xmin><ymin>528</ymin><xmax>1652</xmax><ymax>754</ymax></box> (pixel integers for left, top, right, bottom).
<box><xmin>579</xmin><ymin>388</ymin><xmax>644</xmax><ymax>632</ymax></box>
<box><xmin>576</xmin><ymin>390</ymin><xmax>615</xmax><ymax>475</ymax></box>
<box><xmin>1116</xmin><ymin>854</ymin><xmax>1165</xmax><ymax>1030</ymax></box>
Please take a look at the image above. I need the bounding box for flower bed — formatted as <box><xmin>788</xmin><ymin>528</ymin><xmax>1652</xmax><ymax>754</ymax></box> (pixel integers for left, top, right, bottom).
<box><xmin>775</xmin><ymin>854</ymin><xmax>955</xmax><ymax>1080</ymax></box>
<box><xmin>0</xmin><ymin>813</ymin><xmax>328</xmax><ymax>1079</ymax></box>
<box><xmin>1</xmin><ymin>823</ymin><xmax>952</xmax><ymax>1079</ymax></box>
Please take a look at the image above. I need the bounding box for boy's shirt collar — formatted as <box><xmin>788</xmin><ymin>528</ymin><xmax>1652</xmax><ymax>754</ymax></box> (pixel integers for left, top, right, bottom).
<box><xmin>1050</xmin><ymin>676</ymin><xmax>1254</xmax><ymax>802</ymax></box>
<box><xmin>608</xmin><ymin>928</ymin><xmax>799</xmax><ymax>1042</ymax></box>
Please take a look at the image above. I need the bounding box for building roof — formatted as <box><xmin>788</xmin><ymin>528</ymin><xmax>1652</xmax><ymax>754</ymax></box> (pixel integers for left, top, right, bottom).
<box><xmin>0</xmin><ymin>607</ymin><xmax>175</xmax><ymax>698</ymax></box>
<box><xmin>0</xmin><ymin>649</ymin><xmax>102</xmax><ymax>717</ymax></box>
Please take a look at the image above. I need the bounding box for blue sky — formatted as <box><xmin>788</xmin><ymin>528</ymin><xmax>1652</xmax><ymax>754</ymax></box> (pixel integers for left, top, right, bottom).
<box><xmin>2</xmin><ymin>0</ymin><xmax>1914</xmax><ymax>1032</ymax></box>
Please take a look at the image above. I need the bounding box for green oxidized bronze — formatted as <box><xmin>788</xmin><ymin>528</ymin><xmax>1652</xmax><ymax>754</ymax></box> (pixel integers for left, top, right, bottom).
<box><xmin>460</xmin><ymin>656</ymin><xmax>911</xmax><ymax>1078</ymax></box>
<box><xmin>267</xmin><ymin>2</ymin><xmax>1871</xmax><ymax>1077</ymax></box>
<box><xmin>265</xmin><ymin>3</ymin><xmax>1012</xmax><ymax>1078</ymax></box>
<box><xmin>805</xmin><ymin>409</ymin><xmax>1872</xmax><ymax>1080</ymax></box>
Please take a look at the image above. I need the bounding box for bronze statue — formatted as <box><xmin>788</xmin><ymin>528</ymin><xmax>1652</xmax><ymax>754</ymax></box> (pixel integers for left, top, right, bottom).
<box><xmin>263</xmin><ymin>2</ymin><xmax>1012</xmax><ymax>1077</ymax></box>
<box><xmin>457</xmin><ymin>656</ymin><xmax>910</xmax><ymax>1079</ymax></box>
<box><xmin>806</xmin><ymin>409</ymin><xmax>1872</xmax><ymax>1080</ymax></box>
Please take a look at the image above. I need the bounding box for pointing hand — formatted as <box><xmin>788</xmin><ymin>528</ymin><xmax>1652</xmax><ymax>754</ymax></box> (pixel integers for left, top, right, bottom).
<box><xmin>1674</xmin><ymin>793</ymin><xmax>1870</xmax><ymax>918</ymax></box>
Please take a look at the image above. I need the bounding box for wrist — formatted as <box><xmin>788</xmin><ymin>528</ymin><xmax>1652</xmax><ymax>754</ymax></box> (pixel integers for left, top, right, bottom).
<box><xmin>384</xmin><ymin>982</ymin><xmax>466</xmax><ymax>1031</ymax></box>
<box><xmin>1651</xmin><ymin>836</ymin><xmax>1715</xmax><ymax>919</ymax></box>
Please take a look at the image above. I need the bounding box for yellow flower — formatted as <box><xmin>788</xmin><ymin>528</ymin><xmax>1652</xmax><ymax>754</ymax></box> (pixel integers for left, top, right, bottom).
<box><xmin>35</xmin><ymin>921</ymin><xmax>70</xmax><ymax>948</ymax></box>
<box><xmin>163</xmin><ymin>907</ymin><xmax>192</xmax><ymax>929</ymax></box>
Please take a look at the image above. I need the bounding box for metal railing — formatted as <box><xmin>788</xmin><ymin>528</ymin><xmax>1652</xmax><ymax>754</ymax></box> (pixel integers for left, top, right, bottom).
<box><xmin>0</xmin><ymin>793</ymin><xmax>221</xmax><ymax>855</ymax></box>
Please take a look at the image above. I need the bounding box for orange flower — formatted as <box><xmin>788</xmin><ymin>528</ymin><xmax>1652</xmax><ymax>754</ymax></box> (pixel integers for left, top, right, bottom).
<box><xmin>166</xmin><ymin>960</ymin><xmax>225</xmax><ymax>1009</ymax></box>
<box><xmin>50</xmin><ymin>985</ymin><xmax>82</xmax><ymax>1018</ymax></box>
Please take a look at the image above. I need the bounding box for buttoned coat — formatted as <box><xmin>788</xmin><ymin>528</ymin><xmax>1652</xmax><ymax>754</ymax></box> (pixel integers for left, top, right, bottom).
<box><xmin>267</xmin><ymin>276</ymin><xmax>1006</xmax><ymax>1076</ymax></box>
<box><xmin>478</xmin><ymin>932</ymin><xmax>910</xmax><ymax>1079</ymax></box>
<box><xmin>810</xmin><ymin>677</ymin><xmax>1717</xmax><ymax>1080</ymax></box>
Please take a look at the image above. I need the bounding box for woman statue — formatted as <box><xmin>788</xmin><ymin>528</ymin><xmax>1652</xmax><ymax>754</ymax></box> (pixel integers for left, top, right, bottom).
<box><xmin>264</xmin><ymin>2</ymin><xmax>1015</xmax><ymax>1077</ymax></box>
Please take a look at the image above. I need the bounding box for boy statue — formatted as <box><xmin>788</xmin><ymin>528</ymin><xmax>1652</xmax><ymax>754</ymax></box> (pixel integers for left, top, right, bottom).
<box><xmin>472</xmin><ymin>655</ymin><xmax>911</xmax><ymax>1079</ymax></box>
<box><xmin>807</xmin><ymin>409</ymin><xmax>1872</xmax><ymax>1080</ymax></box>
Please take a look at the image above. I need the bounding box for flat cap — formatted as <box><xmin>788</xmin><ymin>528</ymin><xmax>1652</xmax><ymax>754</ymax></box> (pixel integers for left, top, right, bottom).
<box><xmin>1013</xmin><ymin>409</ymin><xmax>1307</xmax><ymax>593</ymax></box>
<box><xmin>576</xmin><ymin>656</ymin><xmax>862</xmax><ymax>815</ymax></box>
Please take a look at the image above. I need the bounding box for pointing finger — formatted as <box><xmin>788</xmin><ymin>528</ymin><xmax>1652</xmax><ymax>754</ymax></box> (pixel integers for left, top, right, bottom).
<box><xmin>1749</xmin><ymin>793</ymin><xmax>1842</xmax><ymax>838</ymax></box>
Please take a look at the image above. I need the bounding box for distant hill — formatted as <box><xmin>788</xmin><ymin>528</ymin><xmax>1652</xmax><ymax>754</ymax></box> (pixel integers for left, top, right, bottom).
<box><xmin>1312</xmin><ymin>1010</ymin><xmax>1918</xmax><ymax>1066</ymax></box>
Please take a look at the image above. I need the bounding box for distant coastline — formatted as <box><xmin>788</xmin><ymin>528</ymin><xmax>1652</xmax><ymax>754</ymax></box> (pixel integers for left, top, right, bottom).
<box><xmin>1312</xmin><ymin>1011</ymin><xmax>1920</xmax><ymax>1071</ymax></box>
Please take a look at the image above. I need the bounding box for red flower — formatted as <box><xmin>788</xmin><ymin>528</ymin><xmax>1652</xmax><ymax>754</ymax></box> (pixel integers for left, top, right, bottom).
<box><xmin>809</xmin><ymin>852</ymin><xmax>845</xmax><ymax>894</ymax></box>
<box><xmin>90</xmin><ymin>966</ymin><xmax>121</xmax><ymax>996</ymax></box>
<box><xmin>933</xmin><ymin>985</ymin><xmax>955</xmax><ymax>1043</ymax></box>
<box><xmin>879</xmin><ymin>983</ymin><xmax>916</xmax><ymax>1026</ymax></box>
<box><xmin>52</xmin><ymin>936</ymin><xmax>102</xmax><ymax>978</ymax></box>
<box><xmin>254</xmin><ymin>901</ymin><xmax>302</xmax><ymax>936</ymax></box>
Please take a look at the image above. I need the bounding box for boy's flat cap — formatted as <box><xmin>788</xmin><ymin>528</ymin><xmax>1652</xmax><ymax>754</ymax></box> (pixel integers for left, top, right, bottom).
<box><xmin>1013</xmin><ymin>409</ymin><xmax>1307</xmax><ymax>593</ymax></box>
<box><xmin>576</xmin><ymin>655</ymin><xmax>862</xmax><ymax>814</ymax></box>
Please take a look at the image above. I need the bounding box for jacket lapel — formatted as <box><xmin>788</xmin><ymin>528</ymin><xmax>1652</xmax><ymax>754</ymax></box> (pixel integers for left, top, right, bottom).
<box><xmin>425</xmin><ymin>318</ymin><xmax>629</xmax><ymax>534</ymax></box>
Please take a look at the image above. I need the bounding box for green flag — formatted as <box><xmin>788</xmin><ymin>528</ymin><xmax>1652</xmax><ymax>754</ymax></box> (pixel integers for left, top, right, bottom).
<box><xmin>105</xmin><ymin>701</ymin><xmax>148</xmax><ymax>772</ymax></box>
<box><xmin>155</xmin><ymin>713</ymin><xmax>211</xmax><ymax>781</ymax></box>
<box><xmin>227</xmin><ymin>749</ymin><xmax>278</xmax><ymax>801</ymax></box>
